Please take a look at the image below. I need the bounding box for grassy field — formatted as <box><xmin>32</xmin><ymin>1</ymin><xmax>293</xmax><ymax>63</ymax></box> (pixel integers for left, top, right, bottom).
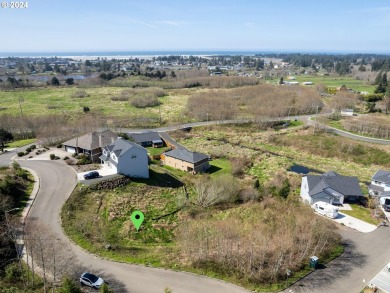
<box><xmin>146</xmin><ymin>146</ymin><xmax>171</xmax><ymax>156</ymax></box>
<box><xmin>0</xmin><ymin>86</ymin><xmax>190</xmax><ymax>122</ymax></box>
<box><xmin>6</xmin><ymin>138</ymin><xmax>36</xmax><ymax>148</ymax></box>
<box><xmin>293</xmin><ymin>75</ymin><xmax>375</xmax><ymax>93</ymax></box>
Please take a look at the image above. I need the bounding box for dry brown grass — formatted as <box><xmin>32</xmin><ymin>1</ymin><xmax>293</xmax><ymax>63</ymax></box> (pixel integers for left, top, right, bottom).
<box><xmin>186</xmin><ymin>84</ymin><xmax>322</xmax><ymax>120</ymax></box>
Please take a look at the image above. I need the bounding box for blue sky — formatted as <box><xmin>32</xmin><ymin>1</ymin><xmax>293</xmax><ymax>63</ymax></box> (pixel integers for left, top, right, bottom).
<box><xmin>1</xmin><ymin>0</ymin><xmax>390</xmax><ymax>53</ymax></box>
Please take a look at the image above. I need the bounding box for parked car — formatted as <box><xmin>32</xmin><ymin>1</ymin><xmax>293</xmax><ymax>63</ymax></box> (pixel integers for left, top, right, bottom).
<box><xmin>80</xmin><ymin>272</ymin><xmax>104</xmax><ymax>288</ymax></box>
<box><xmin>83</xmin><ymin>171</ymin><xmax>99</xmax><ymax>180</ymax></box>
<box><xmin>383</xmin><ymin>198</ymin><xmax>390</xmax><ymax>212</ymax></box>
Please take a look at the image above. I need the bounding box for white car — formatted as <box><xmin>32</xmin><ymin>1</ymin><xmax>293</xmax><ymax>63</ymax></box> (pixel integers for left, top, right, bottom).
<box><xmin>80</xmin><ymin>272</ymin><xmax>104</xmax><ymax>289</ymax></box>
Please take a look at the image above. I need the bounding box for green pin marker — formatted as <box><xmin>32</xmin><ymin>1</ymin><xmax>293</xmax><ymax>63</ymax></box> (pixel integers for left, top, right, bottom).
<box><xmin>131</xmin><ymin>211</ymin><xmax>144</xmax><ymax>231</ymax></box>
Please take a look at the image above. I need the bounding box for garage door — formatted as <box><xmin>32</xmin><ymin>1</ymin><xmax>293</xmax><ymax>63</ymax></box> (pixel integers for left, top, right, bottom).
<box><xmin>65</xmin><ymin>146</ymin><xmax>76</xmax><ymax>154</ymax></box>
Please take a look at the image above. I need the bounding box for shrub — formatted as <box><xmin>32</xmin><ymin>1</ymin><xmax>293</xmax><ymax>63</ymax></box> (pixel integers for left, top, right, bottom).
<box><xmin>65</xmin><ymin>159</ymin><xmax>73</xmax><ymax>165</ymax></box>
<box><xmin>111</xmin><ymin>96</ymin><xmax>129</xmax><ymax>101</ymax></box>
<box><xmin>30</xmin><ymin>144</ymin><xmax>36</xmax><ymax>149</ymax></box>
<box><xmin>130</xmin><ymin>95</ymin><xmax>160</xmax><ymax>108</ymax></box>
<box><xmin>83</xmin><ymin>106</ymin><xmax>90</xmax><ymax>113</ymax></box>
<box><xmin>17</xmin><ymin>152</ymin><xmax>24</xmax><ymax>157</ymax></box>
<box><xmin>57</xmin><ymin>144</ymin><xmax>62</xmax><ymax>148</ymax></box>
<box><xmin>71</xmin><ymin>90</ymin><xmax>89</xmax><ymax>98</ymax></box>
<box><xmin>76</xmin><ymin>154</ymin><xmax>92</xmax><ymax>165</ymax></box>
<box><xmin>63</xmin><ymin>156</ymin><xmax>70</xmax><ymax>160</ymax></box>
<box><xmin>54</xmin><ymin>156</ymin><xmax>60</xmax><ymax>160</ymax></box>
<box><xmin>50</xmin><ymin>154</ymin><xmax>55</xmax><ymax>160</ymax></box>
<box><xmin>25</xmin><ymin>147</ymin><xmax>31</xmax><ymax>152</ymax></box>
<box><xmin>230</xmin><ymin>157</ymin><xmax>252</xmax><ymax>177</ymax></box>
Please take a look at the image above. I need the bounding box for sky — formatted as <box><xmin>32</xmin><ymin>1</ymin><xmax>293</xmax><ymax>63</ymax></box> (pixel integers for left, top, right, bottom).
<box><xmin>1</xmin><ymin>0</ymin><xmax>390</xmax><ymax>53</ymax></box>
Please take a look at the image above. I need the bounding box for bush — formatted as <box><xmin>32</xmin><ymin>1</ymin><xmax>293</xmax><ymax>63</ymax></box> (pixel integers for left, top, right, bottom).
<box><xmin>25</xmin><ymin>147</ymin><xmax>31</xmax><ymax>152</ymax></box>
<box><xmin>50</xmin><ymin>154</ymin><xmax>55</xmax><ymax>160</ymax></box>
<box><xmin>17</xmin><ymin>152</ymin><xmax>24</xmax><ymax>157</ymax></box>
<box><xmin>130</xmin><ymin>95</ymin><xmax>160</xmax><ymax>108</ymax></box>
<box><xmin>230</xmin><ymin>157</ymin><xmax>252</xmax><ymax>177</ymax></box>
<box><xmin>30</xmin><ymin>144</ymin><xmax>36</xmax><ymax>149</ymax></box>
<box><xmin>57</xmin><ymin>144</ymin><xmax>62</xmax><ymax>148</ymax></box>
<box><xmin>54</xmin><ymin>156</ymin><xmax>60</xmax><ymax>160</ymax></box>
<box><xmin>71</xmin><ymin>90</ymin><xmax>89</xmax><ymax>98</ymax></box>
<box><xmin>76</xmin><ymin>154</ymin><xmax>92</xmax><ymax>165</ymax></box>
<box><xmin>63</xmin><ymin>156</ymin><xmax>70</xmax><ymax>160</ymax></box>
<box><xmin>4</xmin><ymin>263</ymin><xmax>21</xmax><ymax>282</ymax></box>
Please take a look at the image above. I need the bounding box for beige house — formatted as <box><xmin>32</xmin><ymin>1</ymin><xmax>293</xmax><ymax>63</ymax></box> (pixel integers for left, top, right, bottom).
<box><xmin>63</xmin><ymin>130</ymin><xmax>118</xmax><ymax>162</ymax></box>
<box><xmin>162</xmin><ymin>149</ymin><xmax>210</xmax><ymax>173</ymax></box>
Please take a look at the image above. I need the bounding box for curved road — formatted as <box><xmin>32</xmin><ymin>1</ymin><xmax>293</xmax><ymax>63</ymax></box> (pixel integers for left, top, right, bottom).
<box><xmin>19</xmin><ymin>160</ymin><xmax>250</xmax><ymax>293</ymax></box>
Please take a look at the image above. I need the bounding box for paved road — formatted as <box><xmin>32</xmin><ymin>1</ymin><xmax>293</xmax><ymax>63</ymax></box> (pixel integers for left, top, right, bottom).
<box><xmin>18</xmin><ymin>160</ymin><xmax>251</xmax><ymax>293</ymax></box>
<box><xmin>284</xmin><ymin>226</ymin><xmax>390</xmax><ymax>293</ymax></box>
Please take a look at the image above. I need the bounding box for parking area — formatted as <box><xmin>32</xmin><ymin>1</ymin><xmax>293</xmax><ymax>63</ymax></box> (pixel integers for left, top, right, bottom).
<box><xmin>369</xmin><ymin>264</ymin><xmax>390</xmax><ymax>292</ymax></box>
<box><xmin>77</xmin><ymin>164</ymin><xmax>117</xmax><ymax>181</ymax></box>
<box><xmin>334</xmin><ymin>212</ymin><xmax>377</xmax><ymax>233</ymax></box>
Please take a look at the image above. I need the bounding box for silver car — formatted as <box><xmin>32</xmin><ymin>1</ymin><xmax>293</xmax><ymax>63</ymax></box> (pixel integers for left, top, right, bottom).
<box><xmin>80</xmin><ymin>272</ymin><xmax>104</xmax><ymax>289</ymax></box>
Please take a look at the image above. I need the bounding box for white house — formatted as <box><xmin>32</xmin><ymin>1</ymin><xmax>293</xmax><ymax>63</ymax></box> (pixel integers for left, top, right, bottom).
<box><xmin>300</xmin><ymin>171</ymin><xmax>363</xmax><ymax>205</ymax></box>
<box><xmin>369</xmin><ymin>170</ymin><xmax>390</xmax><ymax>196</ymax></box>
<box><xmin>99</xmin><ymin>138</ymin><xmax>149</xmax><ymax>178</ymax></box>
<box><xmin>340</xmin><ymin>109</ymin><xmax>354</xmax><ymax>116</ymax></box>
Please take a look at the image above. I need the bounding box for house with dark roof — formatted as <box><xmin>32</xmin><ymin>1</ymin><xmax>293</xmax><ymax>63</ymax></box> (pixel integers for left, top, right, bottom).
<box><xmin>99</xmin><ymin>138</ymin><xmax>149</xmax><ymax>178</ymax></box>
<box><xmin>162</xmin><ymin>149</ymin><xmax>210</xmax><ymax>173</ymax></box>
<box><xmin>369</xmin><ymin>170</ymin><xmax>390</xmax><ymax>197</ymax></box>
<box><xmin>63</xmin><ymin>130</ymin><xmax>118</xmax><ymax>162</ymax></box>
<box><xmin>300</xmin><ymin>171</ymin><xmax>363</xmax><ymax>205</ymax></box>
<box><xmin>128</xmin><ymin>132</ymin><xmax>164</xmax><ymax>148</ymax></box>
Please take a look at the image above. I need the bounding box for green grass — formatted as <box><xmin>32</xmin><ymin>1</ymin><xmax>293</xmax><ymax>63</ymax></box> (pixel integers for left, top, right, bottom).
<box><xmin>294</xmin><ymin>75</ymin><xmax>375</xmax><ymax>93</ymax></box>
<box><xmin>288</xmin><ymin>120</ymin><xmax>304</xmax><ymax>127</ymax></box>
<box><xmin>6</xmin><ymin>138</ymin><xmax>36</xmax><ymax>148</ymax></box>
<box><xmin>0</xmin><ymin>87</ymin><xmax>189</xmax><ymax>123</ymax></box>
<box><xmin>341</xmin><ymin>204</ymin><xmax>381</xmax><ymax>225</ymax></box>
<box><xmin>207</xmin><ymin>158</ymin><xmax>232</xmax><ymax>177</ymax></box>
<box><xmin>147</xmin><ymin>146</ymin><xmax>171</xmax><ymax>156</ymax></box>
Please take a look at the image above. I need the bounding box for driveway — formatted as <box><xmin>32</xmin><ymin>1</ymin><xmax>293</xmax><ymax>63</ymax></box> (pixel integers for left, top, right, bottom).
<box><xmin>369</xmin><ymin>264</ymin><xmax>390</xmax><ymax>292</ymax></box>
<box><xmin>334</xmin><ymin>212</ymin><xmax>377</xmax><ymax>233</ymax></box>
<box><xmin>77</xmin><ymin>164</ymin><xmax>117</xmax><ymax>181</ymax></box>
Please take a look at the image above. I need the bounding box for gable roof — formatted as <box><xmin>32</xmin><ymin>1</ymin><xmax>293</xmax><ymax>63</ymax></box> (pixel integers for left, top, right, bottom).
<box><xmin>63</xmin><ymin>130</ymin><xmax>118</xmax><ymax>151</ymax></box>
<box><xmin>306</xmin><ymin>172</ymin><xmax>363</xmax><ymax>197</ymax></box>
<box><xmin>372</xmin><ymin>170</ymin><xmax>390</xmax><ymax>184</ymax></box>
<box><xmin>100</xmin><ymin>138</ymin><xmax>146</xmax><ymax>166</ymax></box>
<box><xmin>164</xmin><ymin>149</ymin><xmax>209</xmax><ymax>164</ymax></box>
<box><xmin>128</xmin><ymin>132</ymin><xmax>162</xmax><ymax>144</ymax></box>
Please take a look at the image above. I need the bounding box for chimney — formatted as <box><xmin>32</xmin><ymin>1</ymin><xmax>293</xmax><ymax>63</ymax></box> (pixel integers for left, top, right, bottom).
<box><xmin>111</xmin><ymin>137</ymin><xmax>115</xmax><ymax>143</ymax></box>
<box><xmin>99</xmin><ymin>134</ymin><xmax>102</xmax><ymax>147</ymax></box>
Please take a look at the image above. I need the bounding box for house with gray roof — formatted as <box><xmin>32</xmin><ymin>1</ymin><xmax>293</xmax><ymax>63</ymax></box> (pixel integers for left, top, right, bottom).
<box><xmin>162</xmin><ymin>148</ymin><xmax>210</xmax><ymax>173</ymax></box>
<box><xmin>128</xmin><ymin>132</ymin><xmax>164</xmax><ymax>148</ymax></box>
<box><xmin>63</xmin><ymin>130</ymin><xmax>118</xmax><ymax>162</ymax></box>
<box><xmin>369</xmin><ymin>170</ymin><xmax>390</xmax><ymax>197</ymax></box>
<box><xmin>300</xmin><ymin>171</ymin><xmax>363</xmax><ymax>205</ymax></box>
<box><xmin>99</xmin><ymin>138</ymin><xmax>149</xmax><ymax>178</ymax></box>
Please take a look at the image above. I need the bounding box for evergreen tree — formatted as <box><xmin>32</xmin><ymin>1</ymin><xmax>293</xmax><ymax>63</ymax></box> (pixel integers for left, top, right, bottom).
<box><xmin>375</xmin><ymin>72</ymin><xmax>388</xmax><ymax>94</ymax></box>
<box><xmin>170</xmin><ymin>70</ymin><xmax>176</xmax><ymax>78</ymax></box>
<box><xmin>50</xmin><ymin>76</ymin><xmax>60</xmax><ymax>86</ymax></box>
<box><xmin>0</xmin><ymin>129</ymin><xmax>13</xmax><ymax>152</ymax></box>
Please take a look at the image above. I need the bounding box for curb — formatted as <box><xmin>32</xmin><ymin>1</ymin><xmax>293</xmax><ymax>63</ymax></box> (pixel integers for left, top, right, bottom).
<box><xmin>20</xmin><ymin>167</ymin><xmax>40</xmax><ymax>222</ymax></box>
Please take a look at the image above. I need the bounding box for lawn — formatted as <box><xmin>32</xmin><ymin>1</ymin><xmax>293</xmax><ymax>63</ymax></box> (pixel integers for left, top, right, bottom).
<box><xmin>207</xmin><ymin>158</ymin><xmax>231</xmax><ymax>177</ymax></box>
<box><xmin>147</xmin><ymin>146</ymin><xmax>171</xmax><ymax>156</ymax></box>
<box><xmin>293</xmin><ymin>75</ymin><xmax>375</xmax><ymax>93</ymax></box>
<box><xmin>341</xmin><ymin>204</ymin><xmax>381</xmax><ymax>225</ymax></box>
<box><xmin>6</xmin><ymin>138</ymin><xmax>36</xmax><ymax>148</ymax></box>
<box><xmin>0</xmin><ymin>86</ymin><xmax>191</xmax><ymax>123</ymax></box>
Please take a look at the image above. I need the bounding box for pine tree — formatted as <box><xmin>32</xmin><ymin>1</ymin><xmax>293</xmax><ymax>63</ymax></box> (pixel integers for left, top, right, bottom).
<box><xmin>375</xmin><ymin>72</ymin><xmax>388</xmax><ymax>94</ymax></box>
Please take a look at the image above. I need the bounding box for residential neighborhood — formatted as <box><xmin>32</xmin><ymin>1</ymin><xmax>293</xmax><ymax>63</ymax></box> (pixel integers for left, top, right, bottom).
<box><xmin>2</xmin><ymin>1</ymin><xmax>390</xmax><ymax>293</ymax></box>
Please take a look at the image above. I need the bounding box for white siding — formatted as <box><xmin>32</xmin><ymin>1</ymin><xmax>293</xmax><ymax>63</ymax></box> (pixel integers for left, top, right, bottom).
<box><xmin>117</xmin><ymin>147</ymin><xmax>149</xmax><ymax>178</ymax></box>
<box><xmin>300</xmin><ymin>177</ymin><xmax>312</xmax><ymax>204</ymax></box>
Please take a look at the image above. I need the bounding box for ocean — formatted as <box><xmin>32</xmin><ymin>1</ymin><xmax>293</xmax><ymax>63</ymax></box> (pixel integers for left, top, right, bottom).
<box><xmin>0</xmin><ymin>50</ymin><xmax>268</xmax><ymax>58</ymax></box>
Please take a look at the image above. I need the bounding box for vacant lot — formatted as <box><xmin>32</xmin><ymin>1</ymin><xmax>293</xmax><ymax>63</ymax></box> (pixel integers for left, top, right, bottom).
<box><xmin>293</xmin><ymin>75</ymin><xmax>375</xmax><ymax>93</ymax></box>
<box><xmin>0</xmin><ymin>86</ymin><xmax>189</xmax><ymax>123</ymax></box>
